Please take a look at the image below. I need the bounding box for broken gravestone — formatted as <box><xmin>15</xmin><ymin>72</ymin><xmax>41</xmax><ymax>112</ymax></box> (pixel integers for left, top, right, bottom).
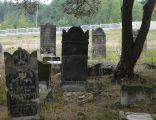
<box><xmin>92</xmin><ymin>28</ymin><xmax>106</xmax><ymax>58</ymax></box>
<box><xmin>121</xmin><ymin>85</ymin><xmax>153</xmax><ymax>106</ymax></box>
<box><xmin>40</xmin><ymin>23</ymin><xmax>56</xmax><ymax>61</ymax></box>
<box><xmin>119</xmin><ymin>111</ymin><xmax>153</xmax><ymax>120</ymax></box>
<box><xmin>4</xmin><ymin>48</ymin><xmax>39</xmax><ymax>120</ymax></box>
<box><xmin>61</xmin><ymin>27</ymin><xmax>89</xmax><ymax>92</ymax></box>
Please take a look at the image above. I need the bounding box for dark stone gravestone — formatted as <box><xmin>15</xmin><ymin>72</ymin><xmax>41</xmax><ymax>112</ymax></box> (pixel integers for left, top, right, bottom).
<box><xmin>4</xmin><ymin>48</ymin><xmax>39</xmax><ymax>120</ymax></box>
<box><xmin>38</xmin><ymin>60</ymin><xmax>51</xmax><ymax>88</ymax></box>
<box><xmin>40</xmin><ymin>23</ymin><xmax>56</xmax><ymax>56</ymax></box>
<box><xmin>92</xmin><ymin>28</ymin><xmax>106</xmax><ymax>58</ymax></box>
<box><xmin>61</xmin><ymin>27</ymin><xmax>89</xmax><ymax>92</ymax></box>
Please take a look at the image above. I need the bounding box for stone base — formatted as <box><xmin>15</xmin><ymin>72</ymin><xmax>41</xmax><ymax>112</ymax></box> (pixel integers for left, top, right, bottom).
<box><xmin>41</xmin><ymin>54</ymin><xmax>60</xmax><ymax>62</ymax></box>
<box><xmin>11</xmin><ymin>115</ymin><xmax>40</xmax><ymax>120</ymax></box>
<box><xmin>62</xmin><ymin>82</ymin><xmax>87</xmax><ymax>92</ymax></box>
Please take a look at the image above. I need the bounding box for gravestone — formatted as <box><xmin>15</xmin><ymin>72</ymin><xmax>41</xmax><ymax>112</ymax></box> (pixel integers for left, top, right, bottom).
<box><xmin>38</xmin><ymin>60</ymin><xmax>51</xmax><ymax>88</ymax></box>
<box><xmin>92</xmin><ymin>28</ymin><xmax>106</xmax><ymax>58</ymax></box>
<box><xmin>121</xmin><ymin>85</ymin><xmax>153</xmax><ymax>106</ymax></box>
<box><xmin>4</xmin><ymin>48</ymin><xmax>39</xmax><ymax>120</ymax></box>
<box><xmin>61</xmin><ymin>27</ymin><xmax>89</xmax><ymax>92</ymax></box>
<box><xmin>40</xmin><ymin>23</ymin><xmax>56</xmax><ymax>56</ymax></box>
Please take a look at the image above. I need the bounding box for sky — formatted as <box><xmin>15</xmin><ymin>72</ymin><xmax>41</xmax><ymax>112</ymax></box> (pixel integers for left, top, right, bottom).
<box><xmin>0</xmin><ymin>0</ymin><xmax>53</xmax><ymax>4</ymax></box>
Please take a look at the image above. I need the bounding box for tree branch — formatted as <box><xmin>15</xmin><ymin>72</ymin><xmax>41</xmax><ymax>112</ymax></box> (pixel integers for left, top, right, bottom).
<box><xmin>121</xmin><ymin>0</ymin><xmax>134</xmax><ymax>61</ymax></box>
<box><xmin>132</xmin><ymin>0</ymin><xmax>156</xmax><ymax>64</ymax></box>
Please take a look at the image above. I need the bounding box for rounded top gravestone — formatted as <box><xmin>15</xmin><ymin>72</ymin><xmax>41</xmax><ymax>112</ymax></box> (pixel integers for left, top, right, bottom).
<box><xmin>92</xmin><ymin>27</ymin><xmax>106</xmax><ymax>58</ymax></box>
<box><xmin>61</xmin><ymin>26</ymin><xmax>89</xmax><ymax>92</ymax></box>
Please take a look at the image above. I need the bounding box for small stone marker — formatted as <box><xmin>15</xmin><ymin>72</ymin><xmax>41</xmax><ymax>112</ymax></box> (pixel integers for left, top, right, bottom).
<box><xmin>61</xmin><ymin>26</ymin><xmax>89</xmax><ymax>92</ymax></box>
<box><xmin>40</xmin><ymin>23</ymin><xmax>56</xmax><ymax>56</ymax></box>
<box><xmin>4</xmin><ymin>48</ymin><xmax>39</xmax><ymax>120</ymax></box>
<box><xmin>121</xmin><ymin>85</ymin><xmax>153</xmax><ymax>106</ymax></box>
<box><xmin>119</xmin><ymin>111</ymin><xmax>153</xmax><ymax>120</ymax></box>
<box><xmin>92</xmin><ymin>28</ymin><xmax>106</xmax><ymax>58</ymax></box>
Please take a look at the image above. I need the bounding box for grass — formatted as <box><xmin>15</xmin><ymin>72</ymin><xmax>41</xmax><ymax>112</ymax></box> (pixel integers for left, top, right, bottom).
<box><xmin>0</xmin><ymin>29</ymin><xmax>156</xmax><ymax>63</ymax></box>
<box><xmin>152</xmin><ymin>114</ymin><xmax>156</xmax><ymax>120</ymax></box>
<box><xmin>0</xmin><ymin>29</ymin><xmax>156</xmax><ymax>119</ymax></box>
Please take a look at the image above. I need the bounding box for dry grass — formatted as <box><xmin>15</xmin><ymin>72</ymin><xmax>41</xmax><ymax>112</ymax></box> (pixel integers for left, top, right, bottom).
<box><xmin>1</xmin><ymin>29</ymin><xmax>156</xmax><ymax>64</ymax></box>
<box><xmin>0</xmin><ymin>29</ymin><xmax>156</xmax><ymax>119</ymax></box>
<box><xmin>39</xmin><ymin>75</ymin><xmax>119</xmax><ymax>120</ymax></box>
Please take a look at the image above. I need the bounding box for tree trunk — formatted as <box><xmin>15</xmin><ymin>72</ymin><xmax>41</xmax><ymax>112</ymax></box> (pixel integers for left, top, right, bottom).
<box><xmin>113</xmin><ymin>0</ymin><xmax>156</xmax><ymax>81</ymax></box>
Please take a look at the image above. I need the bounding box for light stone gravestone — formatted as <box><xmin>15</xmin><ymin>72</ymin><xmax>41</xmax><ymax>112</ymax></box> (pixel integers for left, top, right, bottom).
<box><xmin>40</xmin><ymin>23</ymin><xmax>56</xmax><ymax>61</ymax></box>
<box><xmin>92</xmin><ymin>28</ymin><xmax>106</xmax><ymax>58</ymax></box>
<box><xmin>4</xmin><ymin>48</ymin><xmax>39</xmax><ymax>120</ymax></box>
<box><xmin>39</xmin><ymin>23</ymin><xmax>60</xmax><ymax>89</ymax></box>
<box><xmin>61</xmin><ymin>27</ymin><xmax>89</xmax><ymax>92</ymax></box>
<box><xmin>121</xmin><ymin>85</ymin><xmax>153</xmax><ymax>106</ymax></box>
<box><xmin>119</xmin><ymin>111</ymin><xmax>153</xmax><ymax>120</ymax></box>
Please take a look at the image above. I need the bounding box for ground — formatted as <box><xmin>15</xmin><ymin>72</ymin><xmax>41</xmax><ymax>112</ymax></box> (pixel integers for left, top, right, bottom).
<box><xmin>0</xmin><ymin>29</ymin><xmax>156</xmax><ymax>120</ymax></box>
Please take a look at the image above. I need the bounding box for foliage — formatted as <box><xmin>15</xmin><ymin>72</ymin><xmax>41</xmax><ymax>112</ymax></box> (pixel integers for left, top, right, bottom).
<box><xmin>17</xmin><ymin>14</ymin><xmax>30</xmax><ymax>28</ymax></box>
<box><xmin>152</xmin><ymin>114</ymin><xmax>156</xmax><ymax>120</ymax></box>
<box><xmin>0</xmin><ymin>0</ymin><xmax>155</xmax><ymax>28</ymax></box>
<box><xmin>62</xmin><ymin>0</ymin><xmax>101</xmax><ymax>17</ymax></box>
<box><xmin>0</xmin><ymin>16</ymin><xmax>13</xmax><ymax>29</ymax></box>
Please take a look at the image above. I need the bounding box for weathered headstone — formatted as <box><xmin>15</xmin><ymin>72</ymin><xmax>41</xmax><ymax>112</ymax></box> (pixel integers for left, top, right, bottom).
<box><xmin>40</xmin><ymin>23</ymin><xmax>56</xmax><ymax>56</ymax></box>
<box><xmin>4</xmin><ymin>48</ymin><xmax>39</xmax><ymax>120</ymax></box>
<box><xmin>92</xmin><ymin>28</ymin><xmax>106</xmax><ymax>58</ymax></box>
<box><xmin>61</xmin><ymin>27</ymin><xmax>89</xmax><ymax>92</ymax></box>
<box><xmin>39</xmin><ymin>23</ymin><xmax>58</xmax><ymax>89</ymax></box>
<box><xmin>121</xmin><ymin>85</ymin><xmax>153</xmax><ymax>106</ymax></box>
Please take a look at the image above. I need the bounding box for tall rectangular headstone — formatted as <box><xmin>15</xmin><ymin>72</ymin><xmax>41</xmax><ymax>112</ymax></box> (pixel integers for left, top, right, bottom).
<box><xmin>40</xmin><ymin>23</ymin><xmax>56</xmax><ymax>56</ymax></box>
<box><xmin>61</xmin><ymin>27</ymin><xmax>89</xmax><ymax>92</ymax></box>
<box><xmin>4</xmin><ymin>48</ymin><xmax>39</xmax><ymax>120</ymax></box>
<box><xmin>92</xmin><ymin>28</ymin><xmax>106</xmax><ymax>58</ymax></box>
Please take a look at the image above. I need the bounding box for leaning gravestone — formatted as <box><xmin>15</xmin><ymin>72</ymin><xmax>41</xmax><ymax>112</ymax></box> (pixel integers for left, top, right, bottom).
<box><xmin>40</xmin><ymin>23</ymin><xmax>56</xmax><ymax>56</ymax></box>
<box><xmin>61</xmin><ymin>27</ymin><xmax>89</xmax><ymax>92</ymax></box>
<box><xmin>4</xmin><ymin>48</ymin><xmax>39</xmax><ymax>120</ymax></box>
<box><xmin>92</xmin><ymin>28</ymin><xmax>106</xmax><ymax>58</ymax></box>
